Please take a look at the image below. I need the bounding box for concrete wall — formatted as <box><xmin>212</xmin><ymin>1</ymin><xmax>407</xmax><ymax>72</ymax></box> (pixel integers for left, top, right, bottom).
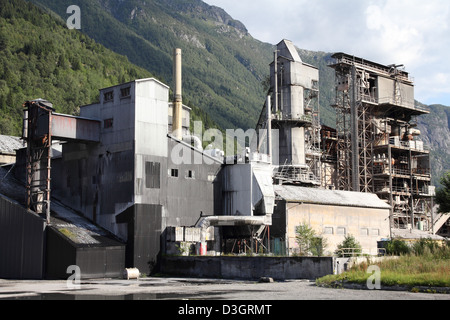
<box><xmin>161</xmin><ymin>256</ymin><xmax>334</xmax><ymax>280</ymax></box>
<box><xmin>283</xmin><ymin>202</ymin><xmax>390</xmax><ymax>255</ymax></box>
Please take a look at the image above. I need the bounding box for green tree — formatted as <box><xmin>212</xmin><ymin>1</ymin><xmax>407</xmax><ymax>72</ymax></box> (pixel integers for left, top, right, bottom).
<box><xmin>295</xmin><ymin>222</ymin><xmax>328</xmax><ymax>256</ymax></box>
<box><xmin>436</xmin><ymin>171</ymin><xmax>450</xmax><ymax>214</ymax></box>
<box><xmin>295</xmin><ymin>223</ymin><xmax>315</xmax><ymax>256</ymax></box>
<box><xmin>335</xmin><ymin>234</ymin><xmax>362</xmax><ymax>257</ymax></box>
<box><xmin>384</xmin><ymin>238</ymin><xmax>411</xmax><ymax>256</ymax></box>
<box><xmin>310</xmin><ymin>236</ymin><xmax>328</xmax><ymax>257</ymax></box>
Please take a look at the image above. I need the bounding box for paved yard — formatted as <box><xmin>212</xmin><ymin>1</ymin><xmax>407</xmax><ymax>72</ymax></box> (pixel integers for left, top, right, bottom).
<box><xmin>0</xmin><ymin>277</ymin><xmax>448</xmax><ymax>301</ymax></box>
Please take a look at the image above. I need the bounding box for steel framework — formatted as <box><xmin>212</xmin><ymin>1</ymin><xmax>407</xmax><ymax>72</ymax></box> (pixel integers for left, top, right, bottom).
<box><xmin>329</xmin><ymin>53</ymin><xmax>436</xmax><ymax>232</ymax></box>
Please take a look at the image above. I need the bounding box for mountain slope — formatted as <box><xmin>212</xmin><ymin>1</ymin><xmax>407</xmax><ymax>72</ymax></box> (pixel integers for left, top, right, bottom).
<box><xmin>29</xmin><ymin>0</ymin><xmax>274</xmax><ymax>130</ymax></box>
<box><xmin>0</xmin><ymin>0</ymin><xmax>153</xmax><ymax>135</ymax></box>
<box><xmin>417</xmin><ymin>104</ymin><xmax>450</xmax><ymax>187</ymax></box>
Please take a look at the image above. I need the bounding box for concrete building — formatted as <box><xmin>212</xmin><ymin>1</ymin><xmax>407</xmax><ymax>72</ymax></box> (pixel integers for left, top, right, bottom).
<box><xmin>272</xmin><ymin>186</ymin><xmax>391</xmax><ymax>256</ymax></box>
<box><xmin>47</xmin><ymin>77</ymin><xmax>225</xmax><ymax>273</ymax></box>
<box><xmin>268</xmin><ymin>40</ymin><xmax>321</xmax><ymax>185</ymax></box>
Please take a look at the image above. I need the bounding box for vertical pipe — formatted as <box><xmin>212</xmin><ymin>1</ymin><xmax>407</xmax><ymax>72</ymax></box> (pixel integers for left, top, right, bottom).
<box><xmin>173</xmin><ymin>48</ymin><xmax>183</xmax><ymax>140</ymax></box>
<box><xmin>351</xmin><ymin>64</ymin><xmax>360</xmax><ymax>192</ymax></box>
<box><xmin>266</xmin><ymin>96</ymin><xmax>272</xmax><ymax>164</ymax></box>
<box><xmin>429</xmin><ymin>154</ymin><xmax>435</xmax><ymax>234</ymax></box>
<box><xmin>388</xmin><ymin>145</ymin><xmax>393</xmax><ymax>237</ymax></box>
<box><xmin>273</xmin><ymin>51</ymin><xmax>278</xmax><ymax>116</ymax></box>
<box><xmin>46</xmin><ymin>111</ymin><xmax>52</xmax><ymax>224</ymax></box>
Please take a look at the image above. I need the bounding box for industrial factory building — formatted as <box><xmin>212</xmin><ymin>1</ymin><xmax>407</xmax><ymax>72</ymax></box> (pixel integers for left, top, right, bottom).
<box><xmin>0</xmin><ymin>40</ymin><xmax>447</xmax><ymax>280</ymax></box>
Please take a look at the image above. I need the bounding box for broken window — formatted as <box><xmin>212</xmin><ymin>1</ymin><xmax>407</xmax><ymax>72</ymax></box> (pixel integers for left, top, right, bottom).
<box><xmin>104</xmin><ymin>91</ymin><xmax>114</xmax><ymax>102</ymax></box>
<box><xmin>120</xmin><ymin>87</ymin><xmax>131</xmax><ymax>98</ymax></box>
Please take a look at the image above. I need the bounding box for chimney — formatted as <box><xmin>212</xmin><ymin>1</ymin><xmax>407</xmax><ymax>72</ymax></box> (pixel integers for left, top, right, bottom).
<box><xmin>172</xmin><ymin>48</ymin><xmax>183</xmax><ymax>140</ymax></box>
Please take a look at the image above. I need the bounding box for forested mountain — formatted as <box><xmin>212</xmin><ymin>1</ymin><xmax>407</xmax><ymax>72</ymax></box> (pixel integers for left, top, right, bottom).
<box><xmin>0</xmin><ymin>0</ymin><xmax>153</xmax><ymax>134</ymax></box>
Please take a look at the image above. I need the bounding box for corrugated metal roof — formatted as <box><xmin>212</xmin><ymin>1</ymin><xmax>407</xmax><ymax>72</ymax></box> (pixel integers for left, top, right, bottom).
<box><xmin>0</xmin><ymin>135</ymin><xmax>23</xmax><ymax>155</ymax></box>
<box><xmin>274</xmin><ymin>185</ymin><xmax>391</xmax><ymax>209</ymax></box>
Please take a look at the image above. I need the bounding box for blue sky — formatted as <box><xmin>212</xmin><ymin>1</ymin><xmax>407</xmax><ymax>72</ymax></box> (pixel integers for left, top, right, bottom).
<box><xmin>204</xmin><ymin>0</ymin><xmax>450</xmax><ymax>106</ymax></box>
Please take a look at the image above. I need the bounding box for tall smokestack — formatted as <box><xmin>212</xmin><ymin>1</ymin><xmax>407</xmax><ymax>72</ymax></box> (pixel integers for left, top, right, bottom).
<box><xmin>173</xmin><ymin>48</ymin><xmax>183</xmax><ymax>140</ymax></box>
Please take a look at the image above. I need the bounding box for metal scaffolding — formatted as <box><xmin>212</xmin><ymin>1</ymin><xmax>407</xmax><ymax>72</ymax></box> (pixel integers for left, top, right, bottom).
<box><xmin>328</xmin><ymin>53</ymin><xmax>435</xmax><ymax>232</ymax></box>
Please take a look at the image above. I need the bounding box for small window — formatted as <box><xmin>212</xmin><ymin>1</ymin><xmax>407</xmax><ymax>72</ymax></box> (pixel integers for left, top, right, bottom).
<box><xmin>170</xmin><ymin>169</ymin><xmax>179</xmax><ymax>178</ymax></box>
<box><xmin>371</xmin><ymin>229</ymin><xmax>380</xmax><ymax>236</ymax></box>
<box><xmin>104</xmin><ymin>118</ymin><xmax>113</xmax><ymax>129</ymax></box>
<box><xmin>360</xmin><ymin>228</ymin><xmax>369</xmax><ymax>236</ymax></box>
<box><xmin>337</xmin><ymin>227</ymin><xmax>346</xmax><ymax>235</ymax></box>
<box><xmin>324</xmin><ymin>227</ymin><xmax>334</xmax><ymax>235</ymax></box>
<box><xmin>186</xmin><ymin>170</ymin><xmax>195</xmax><ymax>179</ymax></box>
<box><xmin>104</xmin><ymin>91</ymin><xmax>114</xmax><ymax>102</ymax></box>
<box><xmin>120</xmin><ymin>87</ymin><xmax>131</xmax><ymax>98</ymax></box>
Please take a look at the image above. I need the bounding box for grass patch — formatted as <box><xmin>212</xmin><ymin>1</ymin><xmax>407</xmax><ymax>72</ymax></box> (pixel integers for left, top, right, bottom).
<box><xmin>317</xmin><ymin>243</ymin><xmax>450</xmax><ymax>289</ymax></box>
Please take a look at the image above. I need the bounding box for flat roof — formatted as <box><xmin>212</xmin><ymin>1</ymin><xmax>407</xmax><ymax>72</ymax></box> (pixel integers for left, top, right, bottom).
<box><xmin>331</xmin><ymin>52</ymin><xmax>411</xmax><ymax>80</ymax></box>
<box><xmin>274</xmin><ymin>185</ymin><xmax>391</xmax><ymax>209</ymax></box>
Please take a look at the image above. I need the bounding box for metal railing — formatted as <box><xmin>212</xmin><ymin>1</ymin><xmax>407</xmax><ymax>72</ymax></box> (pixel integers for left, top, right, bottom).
<box><xmin>335</xmin><ymin>248</ymin><xmax>387</xmax><ymax>257</ymax></box>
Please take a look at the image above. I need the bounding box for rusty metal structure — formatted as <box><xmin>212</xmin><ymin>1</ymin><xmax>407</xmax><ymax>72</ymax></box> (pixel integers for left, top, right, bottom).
<box><xmin>22</xmin><ymin>99</ymin><xmax>101</xmax><ymax>224</ymax></box>
<box><xmin>328</xmin><ymin>53</ymin><xmax>436</xmax><ymax>231</ymax></box>
<box><xmin>23</xmin><ymin>99</ymin><xmax>53</xmax><ymax>224</ymax></box>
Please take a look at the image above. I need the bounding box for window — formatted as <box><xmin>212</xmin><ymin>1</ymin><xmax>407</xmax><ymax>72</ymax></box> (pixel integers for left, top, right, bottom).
<box><xmin>120</xmin><ymin>87</ymin><xmax>131</xmax><ymax>98</ymax></box>
<box><xmin>104</xmin><ymin>118</ymin><xmax>113</xmax><ymax>129</ymax></box>
<box><xmin>186</xmin><ymin>170</ymin><xmax>195</xmax><ymax>179</ymax></box>
<box><xmin>324</xmin><ymin>227</ymin><xmax>334</xmax><ymax>235</ymax></box>
<box><xmin>337</xmin><ymin>227</ymin><xmax>346</xmax><ymax>235</ymax></box>
<box><xmin>104</xmin><ymin>91</ymin><xmax>114</xmax><ymax>102</ymax></box>
<box><xmin>360</xmin><ymin>228</ymin><xmax>369</xmax><ymax>236</ymax></box>
<box><xmin>145</xmin><ymin>162</ymin><xmax>160</xmax><ymax>189</ymax></box>
<box><xmin>170</xmin><ymin>169</ymin><xmax>179</xmax><ymax>178</ymax></box>
<box><xmin>371</xmin><ymin>229</ymin><xmax>380</xmax><ymax>236</ymax></box>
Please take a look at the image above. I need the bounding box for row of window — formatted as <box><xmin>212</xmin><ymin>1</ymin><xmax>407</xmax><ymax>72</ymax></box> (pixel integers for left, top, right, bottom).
<box><xmin>323</xmin><ymin>227</ymin><xmax>380</xmax><ymax>236</ymax></box>
<box><xmin>169</xmin><ymin>168</ymin><xmax>195</xmax><ymax>179</ymax></box>
<box><xmin>103</xmin><ymin>87</ymin><xmax>131</xmax><ymax>102</ymax></box>
<box><xmin>145</xmin><ymin>161</ymin><xmax>216</xmax><ymax>189</ymax></box>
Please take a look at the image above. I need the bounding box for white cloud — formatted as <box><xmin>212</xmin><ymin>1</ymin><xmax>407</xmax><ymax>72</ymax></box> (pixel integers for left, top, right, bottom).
<box><xmin>204</xmin><ymin>0</ymin><xmax>450</xmax><ymax>105</ymax></box>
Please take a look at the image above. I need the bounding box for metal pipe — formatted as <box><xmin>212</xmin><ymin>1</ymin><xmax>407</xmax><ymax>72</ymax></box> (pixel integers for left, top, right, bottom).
<box><xmin>266</xmin><ymin>96</ymin><xmax>272</xmax><ymax>163</ymax></box>
<box><xmin>196</xmin><ymin>215</ymin><xmax>272</xmax><ymax>230</ymax></box>
<box><xmin>351</xmin><ymin>64</ymin><xmax>360</xmax><ymax>192</ymax></box>
<box><xmin>273</xmin><ymin>51</ymin><xmax>278</xmax><ymax>115</ymax></box>
<box><xmin>173</xmin><ymin>48</ymin><xmax>183</xmax><ymax>140</ymax></box>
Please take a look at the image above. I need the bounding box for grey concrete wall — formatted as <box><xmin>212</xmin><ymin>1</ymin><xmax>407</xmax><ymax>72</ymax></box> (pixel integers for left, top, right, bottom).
<box><xmin>161</xmin><ymin>256</ymin><xmax>334</xmax><ymax>280</ymax></box>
